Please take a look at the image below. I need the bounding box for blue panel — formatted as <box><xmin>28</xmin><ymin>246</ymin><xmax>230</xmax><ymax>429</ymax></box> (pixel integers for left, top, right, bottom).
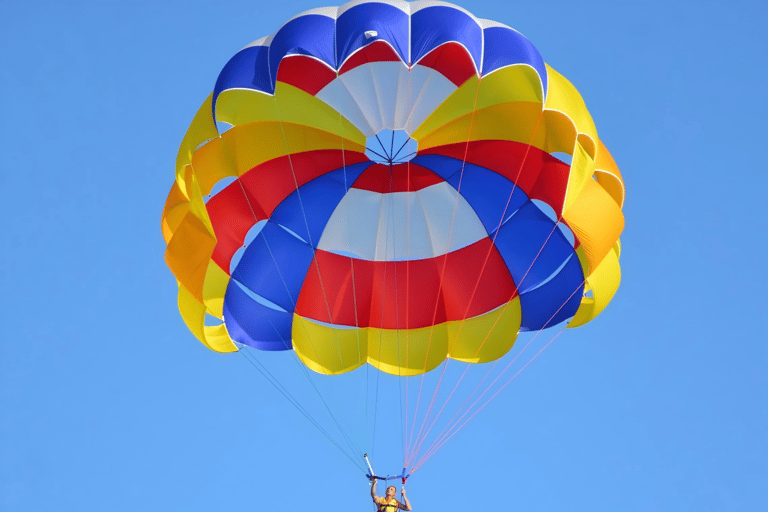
<box><xmin>223</xmin><ymin>280</ymin><xmax>294</xmax><ymax>350</ymax></box>
<box><xmin>269</xmin><ymin>14</ymin><xmax>336</xmax><ymax>90</ymax></box>
<box><xmin>481</xmin><ymin>27</ymin><xmax>547</xmax><ymax>95</ymax></box>
<box><xmin>336</xmin><ymin>3</ymin><xmax>409</xmax><ymax>65</ymax></box>
<box><xmin>413</xmin><ymin>155</ymin><xmax>528</xmax><ymax>235</ymax></box>
<box><xmin>231</xmin><ymin>221</ymin><xmax>315</xmax><ymax>312</ymax></box>
<box><xmin>213</xmin><ymin>45</ymin><xmax>271</xmax><ymax>114</ymax></box>
<box><xmin>411</xmin><ymin>6</ymin><xmax>482</xmax><ymax>69</ymax></box>
<box><xmin>270</xmin><ymin>162</ymin><xmax>371</xmax><ymax>248</ymax></box>
<box><xmin>519</xmin><ymin>254</ymin><xmax>584</xmax><ymax>331</ymax></box>
<box><xmin>492</xmin><ymin>201</ymin><xmax>575</xmax><ymax>295</ymax></box>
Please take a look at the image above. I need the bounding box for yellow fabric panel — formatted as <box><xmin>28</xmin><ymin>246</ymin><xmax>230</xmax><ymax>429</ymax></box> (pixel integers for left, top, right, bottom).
<box><xmin>412</xmin><ymin>66</ymin><xmax>544</xmax><ymax>142</ymax></box>
<box><xmin>190</xmin><ymin>137</ymin><xmax>238</xmax><ymax>196</ymax></box>
<box><xmin>202</xmin><ymin>260</ymin><xmax>229</xmax><ymax>319</ymax></box>
<box><xmin>416</xmin><ymin>102</ymin><xmax>577</xmax><ymax>155</ymax></box>
<box><xmin>175</xmin><ymin>94</ymin><xmax>218</xmax><ymax>192</ymax></box>
<box><xmin>216</xmin><ymin>84</ymin><xmax>366</xmax><ymax>145</ymax></box>
<box><xmin>219</xmin><ymin>121</ymin><xmax>366</xmax><ymax>177</ymax></box>
<box><xmin>161</xmin><ymin>181</ymin><xmax>190</xmax><ymax>244</ymax></box>
<box><xmin>367</xmin><ymin>325</ymin><xmax>449</xmax><ymax>376</ymax></box>
<box><xmin>543</xmin><ymin>65</ymin><xmax>598</xmax><ymax>159</ymax></box>
<box><xmin>594</xmin><ymin>140</ymin><xmax>625</xmax><ymax>207</ymax></box>
<box><xmin>568</xmin><ymin>243</ymin><xmax>621</xmax><ymax>327</ymax></box>
<box><xmin>563</xmin><ymin>179</ymin><xmax>624</xmax><ymax>275</ymax></box>
<box><xmin>178</xmin><ymin>283</ymin><xmax>238</xmax><ymax>353</ymax></box>
<box><xmin>447</xmin><ymin>299</ymin><xmax>521</xmax><ymax>363</ymax></box>
<box><xmin>292</xmin><ymin>301</ymin><xmax>522</xmax><ymax>376</ymax></box>
<box><xmin>180</xmin><ymin>165</ymin><xmax>215</xmax><ymax>235</ymax></box>
<box><xmin>165</xmin><ymin>211</ymin><xmax>218</xmax><ymax>302</ymax></box>
<box><xmin>563</xmin><ymin>141</ymin><xmax>596</xmax><ymax>212</ymax></box>
<box><xmin>292</xmin><ymin>316</ymin><xmax>367</xmax><ymax>375</ymax></box>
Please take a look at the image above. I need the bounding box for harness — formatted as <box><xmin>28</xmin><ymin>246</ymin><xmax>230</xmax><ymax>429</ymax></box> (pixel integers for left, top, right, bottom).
<box><xmin>376</xmin><ymin>497</ymin><xmax>400</xmax><ymax>512</ymax></box>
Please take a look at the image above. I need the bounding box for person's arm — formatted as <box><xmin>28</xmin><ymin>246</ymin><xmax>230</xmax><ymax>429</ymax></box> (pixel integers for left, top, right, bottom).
<box><xmin>370</xmin><ymin>479</ymin><xmax>379</xmax><ymax>502</ymax></box>
<box><xmin>399</xmin><ymin>488</ymin><xmax>412</xmax><ymax>511</ymax></box>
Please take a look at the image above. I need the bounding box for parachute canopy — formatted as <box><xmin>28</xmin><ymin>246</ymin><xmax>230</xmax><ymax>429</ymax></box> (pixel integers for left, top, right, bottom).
<box><xmin>162</xmin><ymin>0</ymin><xmax>625</xmax><ymax>378</ymax></box>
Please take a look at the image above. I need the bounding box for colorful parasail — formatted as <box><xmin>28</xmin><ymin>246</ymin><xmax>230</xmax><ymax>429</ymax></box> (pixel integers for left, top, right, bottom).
<box><xmin>161</xmin><ymin>0</ymin><xmax>625</xmax><ymax>380</ymax></box>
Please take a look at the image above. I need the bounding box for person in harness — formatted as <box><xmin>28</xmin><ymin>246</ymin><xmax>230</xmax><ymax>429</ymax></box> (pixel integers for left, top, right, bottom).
<box><xmin>370</xmin><ymin>480</ymin><xmax>412</xmax><ymax>511</ymax></box>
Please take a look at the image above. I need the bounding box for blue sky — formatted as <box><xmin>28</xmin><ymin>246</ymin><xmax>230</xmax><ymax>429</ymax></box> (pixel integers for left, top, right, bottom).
<box><xmin>1</xmin><ymin>0</ymin><xmax>766</xmax><ymax>510</ymax></box>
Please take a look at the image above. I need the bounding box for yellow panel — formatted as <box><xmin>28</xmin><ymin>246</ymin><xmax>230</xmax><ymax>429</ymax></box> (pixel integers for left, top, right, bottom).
<box><xmin>202</xmin><ymin>260</ymin><xmax>229</xmax><ymax>319</ymax></box>
<box><xmin>563</xmin><ymin>179</ymin><xmax>624</xmax><ymax>275</ymax></box>
<box><xmin>568</xmin><ymin>243</ymin><xmax>621</xmax><ymax>327</ymax></box>
<box><xmin>448</xmin><ymin>298</ymin><xmax>521</xmax><ymax>363</ymax></box>
<box><xmin>544</xmin><ymin>65</ymin><xmax>598</xmax><ymax>159</ymax></box>
<box><xmin>594</xmin><ymin>140</ymin><xmax>625</xmax><ymax>207</ymax></box>
<box><xmin>178</xmin><ymin>284</ymin><xmax>238</xmax><ymax>353</ymax></box>
<box><xmin>417</xmin><ymin>102</ymin><xmax>580</xmax><ymax>157</ymax></box>
<box><xmin>175</xmin><ymin>94</ymin><xmax>218</xmax><ymax>192</ymax></box>
<box><xmin>220</xmin><ymin>121</ymin><xmax>366</xmax><ymax>176</ymax></box>
<box><xmin>292</xmin><ymin>300</ymin><xmax>522</xmax><ymax>376</ymax></box>
<box><xmin>413</xmin><ymin>66</ymin><xmax>544</xmax><ymax>142</ymax></box>
<box><xmin>368</xmin><ymin>325</ymin><xmax>449</xmax><ymax>376</ymax></box>
<box><xmin>181</xmin><ymin>165</ymin><xmax>214</xmax><ymax>235</ymax></box>
<box><xmin>190</xmin><ymin>137</ymin><xmax>238</xmax><ymax>196</ymax></box>
<box><xmin>216</xmin><ymin>84</ymin><xmax>366</xmax><ymax>145</ymax></box>
<box><xmin>292</xmin><ymin>316</ymin><xmax>368</xmax><ymax>375</ymax></box>
<box><xmin>165</xmin><ymin>211</ymin><xmax>217</xmax><ymax>302</ymax></box>
<box><xmin>161</xmin><ymin>181</ymin><xmax>190</xmax><ymax>243</ymax></box>
<box><xmin>563</xmin><ymin>141</ymin><xmax>596</xmax><ymax>212</ymax></box>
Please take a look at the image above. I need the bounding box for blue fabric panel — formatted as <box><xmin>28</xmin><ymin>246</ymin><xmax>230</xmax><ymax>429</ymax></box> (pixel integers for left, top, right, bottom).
<box><xmin>412</xmin><ymin>155</ymin><xmax>528</xmax><ymax>235</ymax></box>
<box><xmin>481</xmin><ymin>27</ymin><xmax>547</xmax><ymax>95</ymax></box>
<box><xmin>270</xmin><ymin>162</ymin><xmax>371</xmax><ymax>248</ymax></box>
<box><xmin>269</xmin><ymin>14</ymin><xmax>336</xmax><ymax>90</ymax></box>
<box><xmin>519</xmin><ymin>254</ymin><xmax>584</xmax><ymax>331</ymax></box>
<box><xmin>223</xmin><ymin>281</ymin><xmax>294</xmax><ymax>350</ymax></box>
<box><xmin>411</xmin><ymin>5</ymin><xmax>482</xmax><ymax>69</ymax></box>
<box><xmin>230</xmin><ymin>221</ymin><xmax>315</xmax><ymax>312</ymax></box>
<box><xmin>492</xmin><ymin>201</ymin><xmax>575</xmax><ymax>295</ymax></box>
<box><xmin>336</xmin><ymin>3</ymin><xmax>409</xmax><ymax>65</ymax></box>
<box><xmin>212</xmin><ymin>45</ymin><xmax>271</xmax><ymax>114</ymax></box>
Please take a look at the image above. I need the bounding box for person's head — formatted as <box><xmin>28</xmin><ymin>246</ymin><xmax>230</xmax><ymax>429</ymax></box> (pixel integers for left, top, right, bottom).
<box><xmin>386</xmin><ymin>486</ymin><xmax>396</xmax><ymax>498</ymax></box>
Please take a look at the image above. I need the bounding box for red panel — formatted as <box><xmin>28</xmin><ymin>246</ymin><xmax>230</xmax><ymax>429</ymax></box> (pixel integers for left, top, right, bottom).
<box><xmin>351</xmin><ymin>163</ymin><xmax>443</xmax><ymax>193</ymax></box>
<box><xmin>420</xmin><ymin>140</ymin><xmax>571</xmax><ymax>216</ymax></box>
<box><xmin>339</xmin><ymin>40</ymin><xmax>402</xmax><ymax>75</ymax></box>
<box><xmin>239</xmin><ymin>149</ymin><xmax>368</xmax><ymax>219</ymax></box>
<box><xmin>295</xmin><ymin>238</ymin><xmax>516</xmax><ymax>329</ymax></box>
<box><xmin>206</xmin><ymin>181</ymin><xmax>265</xmax><ymax>272</ymax></box>
<box><xmin>276</xmin><ymin>55</ymin><xmax>337</xmax><ymax>95</ymax></box>
<box><xmin>415</xmin><ymin>42</ymin><xmax>477</xmax><ymax>87</ymax></box>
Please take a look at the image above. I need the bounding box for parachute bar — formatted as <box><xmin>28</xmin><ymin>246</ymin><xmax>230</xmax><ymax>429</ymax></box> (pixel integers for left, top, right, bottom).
<box><xmin>364</xmin><ymin>454</ymin><xmax>411</xmax><ymax>484</ymax></box>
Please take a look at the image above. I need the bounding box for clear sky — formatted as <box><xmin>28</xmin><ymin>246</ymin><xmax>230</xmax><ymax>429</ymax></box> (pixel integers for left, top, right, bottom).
<box><xmin>1</xmin><ymin>0</ymin><xmax>766</xmax><ymax>510</ymax></box>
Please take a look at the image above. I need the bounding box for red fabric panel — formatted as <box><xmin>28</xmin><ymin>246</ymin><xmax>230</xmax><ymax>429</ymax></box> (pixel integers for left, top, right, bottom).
<box><xmin>415</xmin><ymin>42</ymin><xmax>477</xmax><ymax>87</ymax></box>
<box><xmin>351</xmin><ymin>163</ymin><xmax>443</xmax><ymax>193</ymax></box>
<box><xmin>206</xmin><ymin>181</ymin><xmax>264</xmax><ymax>272</ymax></box>
<box><xmin>295</xmin><ymin>238</ymin><xmax>516</xmax><ymax>329</ymax></box>
<box><xmin>276</xmin><ymin>55</ymin><xmax>337</xmax><ymax>95</ymax></box>
<box><xmin>239</xmin><ymin>149</ymin><xmax>368</xmax><ymax>218</ymax></box>
<box><xmin>420</xmin><ymin>140</ymin><xmax>571</xmax><ymax>216</ymax></box>
<box><xmin>339</xmin><ymin>40</ymin><xmax>402</xmax><ymax>75</ymax></box>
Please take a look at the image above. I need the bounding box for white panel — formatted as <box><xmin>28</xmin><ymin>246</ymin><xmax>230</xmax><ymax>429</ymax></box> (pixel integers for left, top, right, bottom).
<box><xmin>318</xmin><ymin>183</ymin><xmax>487</xmax><ymax>261</ymax></box>
<box><xmin>375</xmin><ymin>191</ymin><xmax>434</xmax><ymax>260</ymax></box>
<box><xmin>317</xmin><ymin>62</ymin><xmax>456</xmax><ymax>137</ymax></box>
<box><xmin>316</xmin><ymin>80</ymin><xmax>377</xmax><ymax>137</ymax></box>
<box><xmin>417</xmin><ymin>182</ymin><xmax>487</xmax><ymax>255</ymax></box>
<box><xmin>339</xmin><ymin>66</ymin><xmax>385</xmax><ymax>134</ymax></box>
<box><xmin>318</xmin><ymin>189</ymin><xmax>383</xmax><ymax>260</ymax></box>
<box><xmin>403</xmin><ymin>65</ymin><xmax>457</xmax><ymax>134</ymax></box>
